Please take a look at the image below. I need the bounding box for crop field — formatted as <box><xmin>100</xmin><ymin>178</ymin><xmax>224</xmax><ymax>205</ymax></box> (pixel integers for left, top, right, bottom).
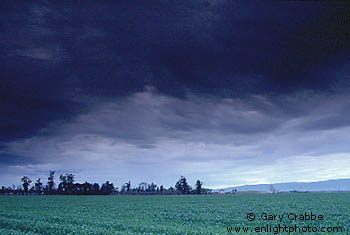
<box><xmin>0</xmin><ymin>193</ymin><xmax>349</xmax><ymax>234</ymax></box>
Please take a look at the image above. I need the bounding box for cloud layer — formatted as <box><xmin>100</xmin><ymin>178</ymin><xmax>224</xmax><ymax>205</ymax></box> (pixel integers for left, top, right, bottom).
<box><xmin>2</xmin><ymin>88</ymin><xmax>350</xmax><ymax>188</ymax></box>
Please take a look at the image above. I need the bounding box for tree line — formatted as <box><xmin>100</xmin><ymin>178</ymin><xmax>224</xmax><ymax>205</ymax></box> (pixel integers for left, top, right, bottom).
<box><xmin>0</xmin><ymin>171</ymin><xmax>211</xmax><ymax>196</ymax></box>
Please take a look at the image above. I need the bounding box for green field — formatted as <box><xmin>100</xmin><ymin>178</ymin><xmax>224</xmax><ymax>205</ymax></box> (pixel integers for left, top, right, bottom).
<box><xmin>0</xmin><ymin>193</ymin><xmax>349</xmax><ymax>234</ymax></box>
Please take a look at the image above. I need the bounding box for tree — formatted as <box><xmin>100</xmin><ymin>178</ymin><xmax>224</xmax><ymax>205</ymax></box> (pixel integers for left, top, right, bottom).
<box><xmin>29</xmin><ymin>186</ymin><xmax>35</xmax><ymax>194</ymax></box>
<box><xmin>175</xmin><ymin>176</ymin><xmax>191</xmax><ymax>194</ymax></box>
<box><xmin>58</xmin><ymin>174</ymin><xmax>67</xmax><ymax>194</ymax></box>
<box><xmin>101</xmin><ymin>181</ymin><xmax>115</xmax><ymax>195</ymax></box>
<box><xmin>195</xmin><ymin>180</ymin><xmax>203</xmax><ymax>194</ymax></box>
<box><xmin>168</xmin><ymin>186</ymin><xmax>175</xmax><ymax>192</ymax></box>
<box><xmin>92</xmin><ymin>183</ymin><xmax>100</xmax><ymax>194</ymax></box>
<box><xmin>21</xmin><ymin>176</ymin><xmax>32</xmax><ymax>195</ymax></box>
<box><xmin>147</xmin><ymin>183</ymin><xmax>157</xmax><ymax>192</ymax></box>
<box><xmin>138</xmin><ymin>182</ymin><xmax>147</xmax><ymax>192</ymax></box>
<box><xmin>66</xmin><ymin>173</ymin><xmax>75</xmax><ymax>194</ymax></box>
<box><xmin>47</xmin><ymin>170</ymin><xmax>55</xmax><ymax>194</ymax></box>
<box><xmin>81</xmin><ymin>181</ymin><xmax>92</xmax><ymax>195</ymax></box>
<box><xmin>58</xmin><ymin>173</ymin><xmax>75</xmax><ymax>194</ymax></box>
<box><xmin>17</xmin><ymin>185</ymin><xmax>23</xmax><ymax>195</ymax></box>
<box><xmin>1</xmin><ymin>186</ymin><xmax>5</xmax><ymax>195</ymax></box>
<box><xmin>35</xmin><ymin>178</ymin><xmax>43</xmax><ymax>195</ymax></box>
<box><xmin>126</xmin><ymin>181</ymin><xmax>131</xmax><ymax>192</ymax></box>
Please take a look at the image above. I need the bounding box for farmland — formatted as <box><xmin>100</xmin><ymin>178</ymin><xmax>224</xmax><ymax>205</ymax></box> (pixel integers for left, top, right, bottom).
<box><xmin>0</xmin><ymin>193</ymin><xmax>349</xmax><ymax>234</ymax></box>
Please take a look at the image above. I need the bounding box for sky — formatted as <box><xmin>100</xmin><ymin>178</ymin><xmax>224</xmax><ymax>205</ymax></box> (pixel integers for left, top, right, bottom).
<box><xmin>1</xmin><ymin>0</ymin><xmax>350</xmax><ymax>189</ymax></box>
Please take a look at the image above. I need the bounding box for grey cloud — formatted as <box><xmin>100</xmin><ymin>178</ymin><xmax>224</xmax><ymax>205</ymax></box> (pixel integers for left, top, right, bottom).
<box><xmin>301</xmin><ymin>114</ymin><xmax>350</xmax><ymax>131</ymax></box>
<box><xmin>3</xmin><ymin>89</ymin><xmax>350</xmax><ymax>187</ymax></box>
<box><xmin>64</xmin><ymin>89</ymin><xmax>350</xmax><ymax>148</ymax></box>
<box><xmin>293</xmin><ymin>94</ymin><xmax>350</xmax><ymax>131</ymax></box>
<box><xmin>62</xmin><ymin>89</ymin><xmax>284</xmax><ymax>147</ymax></box>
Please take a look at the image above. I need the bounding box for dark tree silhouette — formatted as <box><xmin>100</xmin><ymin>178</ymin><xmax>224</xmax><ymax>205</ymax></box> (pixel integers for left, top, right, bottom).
<box><xmin>92</xmin><ymin>183</ymin><xmax>100</xmax><ymax>194</ymax></box>
<box><xmin>58</xmin><ymin>174</ymin><xmax>67</xmax><ymax>194</ymax></box>
<box><xmin>58</xmin><ymin>173</ymin><xmax>75</xmax><ymax>194</ymax></box>
<box><xmin>30</xmin><ymin>186</ymin><xmax>35</xmax><ymax>194</ymax></box>
<box><xmin>35</xmin><ymin>178</ymin><xmax>43</xmax><ymax>195</ymax></box>
<box><xmin>195</xmin><ymin>180</ymin><xmax>203</xmax><ymax>194</ymax></box>
<box><xmin>139</xmin><ymin>182</ymin><xmax>147</xmax><ymax>192</ymax></box>
<box><xmin>47</xmin><ymin>170</ymin><xmax>55</xmax><ymax>194</ymax></box>
<box><xmin>66</xmin><ymin>174</ymin><xmax>75</xmax><ymax>194</ymax></box>
<box><xmin>101</xmin><ymin>181</ymin><xmax>115</xmax><ymax>195</ymax></box>
<box><xmin>0</xmin><ymin>171</ymin><xmax>212</xmax><ymax>196</ymax></box>
<box><xmin>21</xmin><ymin>176</ymin><xmax>32</xmax><ymax>195</ymax></box>
<box><xmin>147</xmin><ymin>183</ymin><xmax>157</xmax><ymax>192</ymax></box>
<box><xmin>126</xmin><ymin>181</ymin><xmax>131</xmax><ymax>192</ymax></box>
<box><xmin>73</xmin><ymin>181</ymin><xmax>92</xmax><ymax>195</ymax></box>
<box><xmin>81</xmin><ymin>181</ymin><xmax>92</xmax><ymax>194</ymax></box>
<box><xmin>168</xmin><ymin>186</ymin><xmax>175</xmax><ymax>192</ymax></box>
<box><xmin>175</xmin><ymin>176</ymin><xmax>191</xmax><ymax>194</ymax></box>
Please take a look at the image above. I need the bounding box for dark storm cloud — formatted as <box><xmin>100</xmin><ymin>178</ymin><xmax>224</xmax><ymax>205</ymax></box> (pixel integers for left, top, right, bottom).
<box><xmin>0</xmin><ymin>152</ymin><xmax>36</xmax><ymax>166</ymax></box>
<box><xmin>1</xmin><ymin>0</ymin><xmax>349</xmax><ymax>142</ymax></box>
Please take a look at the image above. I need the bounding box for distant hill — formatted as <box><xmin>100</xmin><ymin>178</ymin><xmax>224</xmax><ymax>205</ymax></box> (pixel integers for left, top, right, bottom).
<box><xmin>213</xmin><ymin>179</ymin><xmax>350</xmax><ymax>193</ymax></box>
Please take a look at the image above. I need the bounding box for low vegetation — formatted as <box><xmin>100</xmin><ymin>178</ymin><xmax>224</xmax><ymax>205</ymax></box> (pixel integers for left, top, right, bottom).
<box><xmin>0</xmin><ymin>193</ymin><xmax>349</xmax><ymax>234</ymax></box>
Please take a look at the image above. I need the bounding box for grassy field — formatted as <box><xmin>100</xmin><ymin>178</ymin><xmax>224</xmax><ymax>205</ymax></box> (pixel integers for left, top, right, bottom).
<box><xmin>0</xmin><ymin>193</ymin><xmax>349</xmax><ymax>234</ymax></box>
